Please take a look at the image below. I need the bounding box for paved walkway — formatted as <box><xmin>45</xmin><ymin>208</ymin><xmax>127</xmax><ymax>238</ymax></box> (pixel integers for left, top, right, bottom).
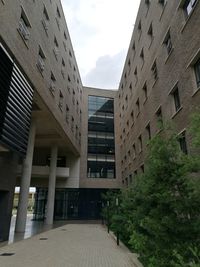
<box><xmin>0</xmin><ymin>224</ymin><xmax>138</xmax><ymax>267</ymax></box>
<box><xmin>0</xmin><ymin>214</ymin><xmax>69</xmax><ymax>247</ymax></box>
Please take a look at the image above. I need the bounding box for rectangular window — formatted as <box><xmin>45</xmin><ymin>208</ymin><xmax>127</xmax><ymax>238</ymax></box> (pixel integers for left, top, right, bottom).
<box><xmin>151</xmin><ymin>61</ymin><xmax>158</xmax><ymax>81</ymax></box>
<box><xmin>129</xmin><ymin>82</ymin><xmax>132</xmax><ymax>94</ymax></box>
<box><xmin>79</xmin><ymin>132</ymin><xmax>81</xmax><ymax>145</ymax></box>
<box><xmin>37</xmin><ymin>47</ymin><xmax>45</xmax><ymax>73</ymax></box>
<box><xmin>183</xmin><ymin>0</ymin><xmax>197</xmax><ymax>17</ymax></box>
<box><xmin>63</xmin><ymin>42</ymin><xmax>67</xmax><ymax>51</ymax></box>
<box><xmin>146</xmin><ymin>123</ymin><xmax>151</xmax><ymax>140</ymax></box>
<box><xmin>75</xmin><ymin>125</ymin><xmax>78</xmax><ymax>139</ymax></box>
<box><xmin>138</xmin><ymin>20</ymin><xmax>142</xmax><ymax>39</ymax></box>
<box><xmin>147</xmin><ymin>23</ymin><xmax>153</xmax><ymax>45</ymax></box>
<box><xmin>138</xmin><ymin>135</ymin><xmax>143</xmax><ymax>153</ymax></box>
<box><xmin>138</xmin><ymin>20</ymin><xmax>142</xmax><ymax>32</ymax></box>
<box><xmin>56</xmin><ymin>6</ymin><xmax>61</xmax><ymax>29</ymax></box>
<box><xmin>194</xmin><ymin>58</ymin><xmax>200</xmax><ymax>87</ymax></box>
<box><xmin>140</xmin><ymin>164</ymin><xmax>144</xmax><ymax>173</ymax></box>
<box><xmin>125</xmin><ymin>177</ymin><xmax>128</xmax><ymax>187</ymax></box>
<box><xmin>42</xmin><ymin>6</ymin><xmax>49</xmax><ymax>32</ymax></box>
<box><xmin>136</xmin><ymin>98</ymin><xmax>140</xmax><ymax>115</ymax></box>
<box><xmin>129</xmin><ymin>174</ymin><xmax>133</xmax><ymax>184</ymax></box>
<box><xmin>76</xmin><ymin>101</ymin><xmax>79</xmax><ymax>114</ymax></box>
<box><xmin>132</xmin><ymin>42</ymin><xmax>135</xmax><ymax>51</ymax></box>
<box><xmin>164</xmin><ymin>31</ymin><xmax>172</xmax><ymax>55</ymax></box>
<box><xmin>61</xmin><ymin>59</ymin><xmax>65</xmax><ymax>78</ymax></box>
<box><xmin>66</xmin><ymin>105</ymin><xmax>69</xmax><ymax>123</ymax></box>
<box><xmin>18</xmin><ymin>8</ymin><xmax>31</xmax><ymax>41</ymax></box>
<box><xmin>159</xmin><ymin>0</ymin><xmax>167</xmax><ymax>5</ymax></box>
<box><xmin>71</xmin><ymin>116</ymin><xmax>74</xmax><ymax>132</ymax></box>
<box><xmin>53</xmin><ymin>37</ymin><xmax>59</xmax><ymax>59</ymax></box>
<box><xmin>133</xmin><ymin>144</ymin><xmax>136</xmax><ymax>159</ymax></box>
<box><xmin>64</xmin><ymin>31</ymin><xmax>67</xmax><ymax>40</ymax></box>
<box><xmin>59</xmin><ymin>91</ymin><xmax>63</xmax><ymax>110</ymax></box>
<box><xmin>134</xmin><ymin>67</ymin><xmax>138</xmax><ymax>84</ymax></box>
<box><xmin>124</xmin><ymin>72</ymin><xmax>127</xmax><ymax>80</ymax></box>
<box><xmin>72</xmin><ymin>90</ymin><xmax>75</xmax><ymax>105</ymax></box>
<box><xmin>131</xmin><ymin>110</ymin><xmax>134</xmax><ymax>125</ymax></box>
<box><xmin>156</xmin><ymin>107</ymin><xmax>163</xmax><ymax>128</ymax></box>
<box><xmin>178</xmin><ymin>131</ymin><xmax>188</xmax><ymax>154</ymax></box>
<box><xmin>128</xmin><ymin>59</ymin><xmax>131</xmax><ymax>74</ymax></box>
<box><xmin>172</xmin><ymin>87</ymin><xmax>181</xmax><ymax>112</ymax></box>
<box><xmin>49</xmin><ymin>72</ymin><xmax>56</xmax><ymax>95</ymax></box>
<box><xmin>57</xmin><ymin>6</ymin><xmax>61</xmax><ymax>18</ymax></box>
<box><xmin>80</xmin><ymin>110</ymin><xmax>82</xmax><ymax>123</ymax></box>
<box><xmin>140</xmin><ymin>48</ymin><xmax>144</xmax><ymax>66</ymax></box>
<box><xmin>143</xmin><ymin>83</ymin><xmax>147</xmax><ymax>103</ymax></box>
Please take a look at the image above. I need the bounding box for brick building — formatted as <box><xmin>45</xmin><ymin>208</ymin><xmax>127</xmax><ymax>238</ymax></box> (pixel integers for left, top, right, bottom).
<box><xmin>0</xmin><ymin>0</ymin><xmax>199</xmax><ymax>241</ymax></box>
<box><xmin>117</xmin><ymin>0</ymin><xmax>200</xmax><ymax>185</ymax></box>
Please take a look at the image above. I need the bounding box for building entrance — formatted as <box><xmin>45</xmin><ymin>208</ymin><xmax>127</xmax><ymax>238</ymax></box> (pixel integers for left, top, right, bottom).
<box><xmin>0</xmin><ymin>191</ymin><xmax>9</xmax><ymax>241</ymax></box>
<box><xmin>33</xmin><ymin>188</ymin><xmax>111</xmax><ymax>221</ymax></box>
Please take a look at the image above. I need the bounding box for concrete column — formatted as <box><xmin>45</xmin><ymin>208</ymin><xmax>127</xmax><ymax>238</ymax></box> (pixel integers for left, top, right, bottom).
<box><xmin>15</xmin><ymin>121</ymin><xmax>36</xmax><ymax>233</ymax></box>
<box><xmin>45</xmin><ymin>145</ymin><xmax>58</xmax><ymax>225</ymax></box>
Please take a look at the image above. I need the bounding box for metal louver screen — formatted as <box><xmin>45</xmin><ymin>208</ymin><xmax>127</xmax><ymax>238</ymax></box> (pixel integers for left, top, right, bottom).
<box><xmin>0</xmin><ymin>44</ymin><xmax>33</xmax><ymax>156</ymax></box>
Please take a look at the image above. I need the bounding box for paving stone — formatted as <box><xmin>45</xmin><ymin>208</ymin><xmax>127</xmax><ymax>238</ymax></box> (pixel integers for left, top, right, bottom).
<box><xmin>0</xmin><ymin>224</ymin><xmax>138</xmax><ymax>267</ymax></box>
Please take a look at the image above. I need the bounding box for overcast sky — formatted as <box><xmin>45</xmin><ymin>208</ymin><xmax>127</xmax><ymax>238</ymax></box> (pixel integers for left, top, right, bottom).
<box><xmin>61</xmin><ymin>0</ymin><xmax>140</xmax><ymax>89</ymax></box>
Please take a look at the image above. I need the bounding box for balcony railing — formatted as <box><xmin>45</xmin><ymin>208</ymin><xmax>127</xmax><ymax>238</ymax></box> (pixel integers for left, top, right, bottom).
<box><xmin>37</xmin><ymin>56</ymin><xmax>45</xmax><ymax>73</ymax></box>
<box><xmin>49</xmin><ymin>82</ymin><xmax>56</xmax><ymax>95</ymax></box>
<box><xmin>17</xmin><ymin>165</ymin><xmax>69</xmax><ymax>179</ymax></box>
<box><xmin>42</xmin><ymin>19</ymin><xmax>49</xmax><ymax>31</ymax></box>
<box><xmin>18</xmin><ymin>19</ymin><xmax>30</xmax><ymax>41</ymax></box>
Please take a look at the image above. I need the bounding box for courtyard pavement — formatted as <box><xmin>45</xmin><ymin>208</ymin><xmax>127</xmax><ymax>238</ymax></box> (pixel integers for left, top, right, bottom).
<box><xmin>0</xmin><ymin>223</ymin><xmax>140</xmax><ymax>267</ymax></box>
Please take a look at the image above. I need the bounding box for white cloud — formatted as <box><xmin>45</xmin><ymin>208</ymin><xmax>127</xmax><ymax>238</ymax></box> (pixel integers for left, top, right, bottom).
<box><xmin>84</xmin><ymin>50</ymin><xmax>126</xmax><ymax>89</ymax></box>
<box><xmin>61</xmin><ymin>0</ymin><xmax>140</xmax><ymax>88</ymax></box>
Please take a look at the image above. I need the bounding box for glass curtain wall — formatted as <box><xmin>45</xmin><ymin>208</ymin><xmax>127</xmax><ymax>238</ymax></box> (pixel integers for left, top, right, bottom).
<box><xmin>87</xmin><ymin>96</ymin><xmax>115</xmax><ymax>178</ymax></box>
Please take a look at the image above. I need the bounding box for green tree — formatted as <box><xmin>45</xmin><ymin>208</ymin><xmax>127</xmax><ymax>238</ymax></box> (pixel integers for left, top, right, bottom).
<box><xmin>128</xmin><ymin>131</ymin><xmax>200</xmax><ymax>266</ymax></box>
<box><xmin>102</xmin><ymin>115</ymin><xmax>200</xmax><ymax>267</ymax></box>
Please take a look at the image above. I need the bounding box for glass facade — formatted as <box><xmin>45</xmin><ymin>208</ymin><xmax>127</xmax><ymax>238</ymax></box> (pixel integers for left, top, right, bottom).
<box><xmin>33</xmin><ymin>188</ymin><xmax>110</xmax><ymax>220</ymax></box>
<box><xmin>87</xmin><ymin>96</ymin><xmax>116</xmax><ymax>178</ymax></box>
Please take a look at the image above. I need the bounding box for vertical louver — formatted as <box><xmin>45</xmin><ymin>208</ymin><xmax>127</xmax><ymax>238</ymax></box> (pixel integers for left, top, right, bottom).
<box><xmin>0</xmin><ymin>44</ymin><xmax>33</xmax><ymax>156</ymax></box>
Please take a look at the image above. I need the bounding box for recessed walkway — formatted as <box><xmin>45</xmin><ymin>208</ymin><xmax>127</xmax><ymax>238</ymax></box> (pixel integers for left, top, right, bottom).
<box><xmin>0</xmin><ymin>224</ymin><xmax>139</xmax><ymax>267</ymax></box>
<box><xmin>0</xmin><ymin>214</ymin><xmax>68</xmax><ymax>247</ymax></box>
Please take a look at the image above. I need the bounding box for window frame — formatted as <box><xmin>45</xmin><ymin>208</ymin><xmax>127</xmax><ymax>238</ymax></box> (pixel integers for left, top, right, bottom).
<box><xmin>163</xmin><ymin>30</ymin><xmax>173</xmax><ymax>55</ymax></box>
<box><xmin>194</xmin><ymin>58</ymin><xmax>200</xmax><ymax>88</ymax></box>
<box><xmin>178</xmin><ymin>130</ymin><xmax>188</xmax><ymax>154</ymax></box>
<box><xmin>183</xmin><ymin>0</ymin><xmax>198</xmax><ymax>17</ymax></box>
<box><xmin>173</xmin><ymin>87</ymin><xmax>181</xmax><ymax>112</ymax></box>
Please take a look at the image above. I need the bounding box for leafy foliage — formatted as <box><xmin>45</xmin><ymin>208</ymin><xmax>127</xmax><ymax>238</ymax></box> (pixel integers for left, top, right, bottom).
<box><xmin>102</xmin><ymin>115</ymin><xmax>200</xmax><ymax>267</ymax></box>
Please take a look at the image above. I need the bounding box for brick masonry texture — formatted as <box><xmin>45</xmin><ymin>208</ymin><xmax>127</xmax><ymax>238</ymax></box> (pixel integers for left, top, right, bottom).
<box><xmin>117</xmin><ymin>0</ymin><xmax>200</xmax><ymax>185</ymax></box>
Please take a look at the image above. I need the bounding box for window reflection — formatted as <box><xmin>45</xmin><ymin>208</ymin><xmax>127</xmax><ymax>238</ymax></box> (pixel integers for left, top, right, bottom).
<box><xmin>87</xmin><ymin>96</ymin><xmax>116</xmax><ymax>178</ymax></box>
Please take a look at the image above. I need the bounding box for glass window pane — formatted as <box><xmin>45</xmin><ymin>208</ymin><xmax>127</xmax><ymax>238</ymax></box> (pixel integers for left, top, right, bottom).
<box><xmin>87</xmin><ymin>96</ymin><xmax>115</xmax><ymax>179</ymax></box>
<box><xmin>195</xmin><ymin>60</ymin><xmax>200</xmax><ymax>87</ymax></box>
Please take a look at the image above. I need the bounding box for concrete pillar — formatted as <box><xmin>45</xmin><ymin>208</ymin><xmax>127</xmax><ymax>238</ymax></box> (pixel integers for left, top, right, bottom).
<box><xmin>45</xmin><ymin>145</ymin><xmax>58</xmax><ymax>225</ymax></box>
<box><xmin>15</xmin><ymin>121</ymin><xmax>36</xmax><ymax>233</ymax></box>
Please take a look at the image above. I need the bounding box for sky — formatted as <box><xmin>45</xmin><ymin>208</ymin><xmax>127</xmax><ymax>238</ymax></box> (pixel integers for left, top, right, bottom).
<box><xmin>61</xmin><ymin>0</ymin><xmax>141</xmax><ymax>89</ymax></box>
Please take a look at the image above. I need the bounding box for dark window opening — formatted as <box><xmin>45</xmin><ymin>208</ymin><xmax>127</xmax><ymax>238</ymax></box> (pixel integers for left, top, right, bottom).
<box><xmin>194</xmin><ymin>58</ymin><xmax>200</xmax><ymax>87</ymax></box>
<box><xmin>178</xmin><ymin>131</ymin><xmax>188</xmax><ymax>154</ymax></box>
<box><xmin>173</xmin><ymin>87</ymin><xmax>181</xmax><ymax>112</ymax></box>
<box><xmin>183</xmin><ymin>0</ymin><xmax>197</xmax><ymax>17</ymax></box>
<box><xmin>164</xmin><ymin>31</ymin><xmax>172</xmax><ymax>55</ymax></box>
